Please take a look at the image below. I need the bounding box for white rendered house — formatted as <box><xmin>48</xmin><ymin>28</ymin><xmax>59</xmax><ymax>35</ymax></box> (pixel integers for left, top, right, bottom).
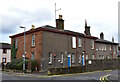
<box><xmin>0</xmin><ymin>43</ymin><xmax>11</xmax><ymax>65</ymax></box>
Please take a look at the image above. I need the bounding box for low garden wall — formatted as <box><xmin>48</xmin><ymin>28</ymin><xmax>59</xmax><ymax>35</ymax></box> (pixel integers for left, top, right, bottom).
<box><xmin>48</xmin><ymin>59</ymin><xmax>120</xmax><ymax>75</ymax></box>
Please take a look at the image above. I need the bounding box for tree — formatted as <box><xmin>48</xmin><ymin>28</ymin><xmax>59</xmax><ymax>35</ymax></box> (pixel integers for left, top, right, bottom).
<box><xmin>11</xmin><ymin>38</ymin><xmax>17</xmax><ymax>60</ymax></box>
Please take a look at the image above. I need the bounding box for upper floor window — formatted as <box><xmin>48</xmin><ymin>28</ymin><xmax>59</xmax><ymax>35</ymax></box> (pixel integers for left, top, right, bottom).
<box><xmin>96</xmin><ymin>44</ymin><xmax>98</xmax><ymax>51</ymax></box>
<box><xmin>15</xmin><ymin>38</ymin><xmax>18</xmax><ymax>48</ymax></box>
<box><xmin>91</xmin><ymin>40</ymin><xmax>94</xmax><ymax>49</ymax></box>
<box><xmin>72</xmin><ymin>53</ymin><xmax>75</xmax><ymax>63</ymax></box>
<box><xmin>104</xmin><ymin>44</ymin><xmax>106</xmax><ymax>50</ymax></box>
<box><xmin>102</xmin><ymin>44</ymin><xmax>104</xmax><ymax>50</ymax></box>
<box><xmin>49</xmin><ymin>52</ymin><xmax>52</xmax><ymax>64</ymax></box>
<box><xmin>109</xmin><ymin>45</ymin><xmax>111</xmax><ymax>50</ymax></box>
<box><xmin>3</xmin><ymin>49</ymin><xmax>7</xmax><ymax>54</ymax></box>
<box><xmin>32</xmin><ymin>34</ymin><xmax>35</xmax><ymax>47</ymax></box>
<box><xmin>99</xmin><ymin>44</ymin><xmax>101</xmax><ymax>50</ymax></box>
<box><xmin>72</xmin><ymin>37</ymin><xmax>76</xmax><ymax>48</ymax></box>
<box><xmin>78</xmin><ymin>38</ymin><xmax>82</xmax><ymax>47</ymax></box>
<box><xmin>113</xmin><ymin>46</ymin><xmax>116</xmax><ymax>54</ymax></box>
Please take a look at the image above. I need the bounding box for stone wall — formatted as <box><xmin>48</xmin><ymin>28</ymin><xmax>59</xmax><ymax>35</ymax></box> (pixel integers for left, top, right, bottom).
<box><xmin>48</xmin><ymin>59</ymin><xmax>120</xmax><ymax>75</ymax></box>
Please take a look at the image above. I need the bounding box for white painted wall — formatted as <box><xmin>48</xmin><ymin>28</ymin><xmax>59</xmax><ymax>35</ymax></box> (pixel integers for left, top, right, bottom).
<box><xmin>0</xmin><ymin>49</ymin><xmax>11</xmax><ymax>64</ymax></box>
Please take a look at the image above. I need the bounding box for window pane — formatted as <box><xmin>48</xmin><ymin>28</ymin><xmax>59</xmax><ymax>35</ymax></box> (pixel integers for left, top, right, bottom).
<box><xmin>31</xmin><ymin>52</ymin><xmax>35</xmax><ymax>59</ymax></box>
<box><xmin>72</xmin><ymin>37</ymin><xmax>76</xmax><ymax>48</ymax></box>
<box><xmin>86</xmin><ymin>55</ymin><xmax>88</xmax><ymax>60</ymax></box>
<box><xmin>91</xmin><ymin>40</ymin><xmax>94</xmax><ymax>49</ymax></box>
<box><xmin>49</xmin><ymin>53</ymin><xmax>52</xmax><ymax>64</ymax></box>
<box><xmin>72</xmin><ymin>53</ymin><xmax>75</xmax><ymax>63</ymax></box>
<box><xmin>78</xmin><ymin>38</ymin><xmax>82</xmax><ymax>47</ymax></box>
<box><xmin>78</xmin><ymin>54</ymin><xmax>81</xmax><ymax>63</ymax></box>
<box><xmin>32</xmin><ymin>34</ymin><xmax>35</xmax><ymax>46</ymax></box>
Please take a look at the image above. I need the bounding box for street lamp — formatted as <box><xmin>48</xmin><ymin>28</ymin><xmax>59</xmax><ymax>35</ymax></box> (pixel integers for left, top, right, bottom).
<box><xmin>20</xmin><ymin>26</ymin><xmax>26</xmax><ymax>73</ymax></box>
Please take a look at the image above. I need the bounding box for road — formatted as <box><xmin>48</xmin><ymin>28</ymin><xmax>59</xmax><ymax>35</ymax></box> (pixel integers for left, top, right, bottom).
<box><xmin>1</xmin><ymin>70</ymin><xmax>120</xmax><ymax>82</ymax></box>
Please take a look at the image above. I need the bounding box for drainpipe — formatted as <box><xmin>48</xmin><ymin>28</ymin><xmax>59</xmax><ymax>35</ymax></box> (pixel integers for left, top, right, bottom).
<box><xmin>76</xmin><ymin>35</ymin><xmax>78</xmax><ymax>65</ymax></box>
<box><xmin>84</xmin><ymin>37</ymin><xmax>86</xmax><ymax>66</ymax></box>
<box><xmin>94</xmin><ymin>40</ymin><xmax>96</xmax><ymax>59</ymax></box>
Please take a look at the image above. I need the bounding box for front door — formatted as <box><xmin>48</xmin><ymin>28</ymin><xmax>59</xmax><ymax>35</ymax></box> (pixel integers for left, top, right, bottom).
<box><xmin>68</xmin><ymin>54</ymin><xmax>71</xmax><ymax>67</ymax></box>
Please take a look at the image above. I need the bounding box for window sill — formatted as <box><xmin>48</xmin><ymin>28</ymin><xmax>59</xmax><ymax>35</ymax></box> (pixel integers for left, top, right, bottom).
<box><xmin>31</xmin><ymin>46</ymin><xmax>35</xmax><ymax>48</ymax></box>
<box><xmin>48</xmin><ymin>62</ymin><xmax>52</xmax><ymax>65</ymax></box>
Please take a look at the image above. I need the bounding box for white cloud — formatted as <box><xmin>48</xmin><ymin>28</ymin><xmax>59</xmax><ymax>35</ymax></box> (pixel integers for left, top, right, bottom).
<box><xmin>0</xmin><ymin>0</ymin><xmax>119</xmax><ymax>43</ymax></box>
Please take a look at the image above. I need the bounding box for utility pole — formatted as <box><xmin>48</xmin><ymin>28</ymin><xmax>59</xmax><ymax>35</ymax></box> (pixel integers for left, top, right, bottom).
<box><xmin>20</xmin><ymin>26</ymin><xmax>26</xmax><ymax>73</ymax></box>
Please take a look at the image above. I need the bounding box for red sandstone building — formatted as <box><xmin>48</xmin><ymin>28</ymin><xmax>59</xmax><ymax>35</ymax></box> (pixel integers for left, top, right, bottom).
<box><xmin>10</xmin><ymin>15</ymin><xmax>118</xmax><ymax>71</ymax></box>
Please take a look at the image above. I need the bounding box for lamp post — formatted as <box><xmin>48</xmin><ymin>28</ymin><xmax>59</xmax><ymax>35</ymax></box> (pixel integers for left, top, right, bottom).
<box><xmin>20</xmin><ymin>26</ymin><xmax>26</xmax><ymax>73</ymax></box>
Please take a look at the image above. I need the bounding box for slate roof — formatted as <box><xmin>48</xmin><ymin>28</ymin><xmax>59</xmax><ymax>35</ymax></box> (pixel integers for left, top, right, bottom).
<box><xmin>95</xmin><ymin>39</ymin><xmax>118</xmax><ymax>45</ymax></box>
<box><xmin>0</xmin><ymin>43</ymin><xmax>11</xmax><ymax>49</ymax></box>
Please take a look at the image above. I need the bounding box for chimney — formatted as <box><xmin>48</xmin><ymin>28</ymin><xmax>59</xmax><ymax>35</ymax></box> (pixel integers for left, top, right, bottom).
<box><xmin>56</xmin><ymin>15</ymin><xmax>64</xmax><ymax>30</ymax></box>
<box><xmin>84</xmin><ymin>20</ymin><xmax>91</xmax><ymax>35</ymax></box>
<box><xmin>31</xmin><ymin>25</ymin><xmax>35</xmax><ymax>29</ymax></box>
<box><xmin>100</xmin><ymin>32</ymin><xmax>104</xmax><ymax>40</ymax></box>
<box><xmin>112</xmin><ymin>37</ymin><xmax>114</xmax><ymax>43</ymax></box>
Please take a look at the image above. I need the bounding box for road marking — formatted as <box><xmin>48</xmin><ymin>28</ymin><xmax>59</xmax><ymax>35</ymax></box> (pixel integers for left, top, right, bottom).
<box><xmin>100</xmin><ymin>74</ymin><xmax>111</xmax><ymax>82</ymax></box>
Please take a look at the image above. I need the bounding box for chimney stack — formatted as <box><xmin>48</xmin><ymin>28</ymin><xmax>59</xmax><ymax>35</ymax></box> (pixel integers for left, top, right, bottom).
<box><xmin>84</xmin><ymin>20</ymin><xmax>91</xmax><ymax>35</ymax></box>
<box><xmin>100</xmin><ymin>32</ymin><xmax>104</xmax><ymax>40</ymax></box>
<box><xmin>112</xmin><ymin>37</ymin><xmax>114</xmax><ymax>43</ymax></box>
<box><xmin>56</xmin><ymin>15</ymin><xmax>64</xmax><ymax>30</ymax></box>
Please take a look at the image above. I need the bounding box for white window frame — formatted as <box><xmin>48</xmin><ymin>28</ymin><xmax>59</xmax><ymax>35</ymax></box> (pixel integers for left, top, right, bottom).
<box><xmin>99</xmin><ymin>44</ymin><xmax>101</xmax><ymax>50</ymax></box>
<box><xmin>61</xmin><ymin>54</ymin><xmax>63</xmax><ymax>64</ymax></box>
<box><xmin>72</xmin><ymin>37</ymin><xmax>76</xmax><ymax>48</ymax></box>
<box><xmin>102</xmin><ymin>55</ymin><xmax>104</xmax><ymax>59</ymax></box>
<box><xmin>86</xmin><ymin>55</ymin><xmax>88</xmax><ymax>60</ymax></box>
<box><xmin>32</xmin><ymin>34</ymin><xmax>35</xmax><ymax>47</ymax></box>
<box><xmin>113</xmin><ymin>46</ymin><xmax>116</xmax><ymax>54</ymax></box>
<box><xmin>72</xmin><ymin>53</ymin><xmax>75</xmax><ymax>63</ymax></box>
<box><xmin>49</xmin><ymin>53</ymin><xmax>52</xmax><ymax>64</ymax></box>
<box><xmin>104</xmin><ymin>44</ymin><xmax>106</xmax><ymax>50</ymax></box>
<box><xmin>15</xmin><ymin>38</ymin><xmax>18</xmax><ymax>48</ymax></box>
<box><xmin>91</xmin><ymin>40</ymin><xmax>94</xmax><ymax>49</ymax></box>
<box><xmin>92</xmin><ymin>55</ymin><xmax>95</xmax><ymax>59</ymax></box>
<box><xmin>78</xmin><ymin>54</ymin><xmax>81</xmax><ymax>63</ymax></box>
<box><xmin>96</xmin><ymin>44</ymin><xmax>98</xmax><ymax>51</ymax></box>
<box><xmin>109</xmin><ymin>45</ymin><xmax>111</xmax><ymax>50</ymax></box>
<box><xmin>78</xmin><ymin>38</ymin><xmax>82</xmax><ymax>47</ymax></box>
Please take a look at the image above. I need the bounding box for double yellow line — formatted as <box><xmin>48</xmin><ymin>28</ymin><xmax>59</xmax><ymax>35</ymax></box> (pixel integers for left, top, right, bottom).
<box><xmin>100</xmin><ymin>74</ymin><xmax>111</xmax><ymax>82</ymax></box>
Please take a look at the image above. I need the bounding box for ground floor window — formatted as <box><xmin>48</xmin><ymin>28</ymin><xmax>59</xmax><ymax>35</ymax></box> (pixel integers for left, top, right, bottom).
<box><xmin>31</xmin><ymin>52</ymin><xmax>35</xmax><ymax>60</ymax></box>
<box><xmin>86</xmin><ymin>55</ymin><xmax>88</xmax><ymax>60</ymax></box>
<box><xmin>92</xmin><ymin>55</ymin><xmax>95</xmax><ymax>59</ymax></box>
<box><xmin>72</xmin><ymin>53</ymin><xmax>75</xmax><ymax>63</ymax></box>
<box><xmin>78</xmin><ymin>54</ymin><xmax>81</xmax><ymax>63</ymax></box>
<box><xmin>49</xmin><ymin>53</ymin><xmax>52</xmax><ymax>64</ymax></box>
<box><xmin>61</xmin><ymin>53</ymin><xmax>63</xmax><ymax>64</ymax></box>
<box><xmin>2</xmin><ymin>58</ymin><xmax>6</xmax><ymax>63</ymax></box>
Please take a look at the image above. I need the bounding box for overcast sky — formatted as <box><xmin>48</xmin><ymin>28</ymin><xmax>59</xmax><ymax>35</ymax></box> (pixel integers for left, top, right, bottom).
<box><xmin>0</xmin><ymin>0</ymin><xmax>119</xmax><ymax>44</ymax></box>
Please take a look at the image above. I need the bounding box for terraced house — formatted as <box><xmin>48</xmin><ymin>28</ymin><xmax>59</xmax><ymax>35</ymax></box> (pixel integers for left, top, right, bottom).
<box><xmin>9</xmin><ymin>15</ymin><xmax>118</xmax><ymax>71</ymax></box>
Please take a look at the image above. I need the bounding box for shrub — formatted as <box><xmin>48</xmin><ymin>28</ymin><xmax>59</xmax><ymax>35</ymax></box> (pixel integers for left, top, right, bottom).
<box><xmin>6</xmin><ymin>59</ymin><xmax>29</xmax><ymax>70</ymax></box>
<box><xmin>31</xmin><ymin>59</ymin><xmax>39</xmax><ymax>72</ymax></box>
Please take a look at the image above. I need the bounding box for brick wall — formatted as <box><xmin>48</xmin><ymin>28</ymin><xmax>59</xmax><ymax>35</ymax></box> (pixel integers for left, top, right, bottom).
<box><xmin>11</xmin><ymin>31</ymin><xmax>42</xmax><ymax>70</ymax></box>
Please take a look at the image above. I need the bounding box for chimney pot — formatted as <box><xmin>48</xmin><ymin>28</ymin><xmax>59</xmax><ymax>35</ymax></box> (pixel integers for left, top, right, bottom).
<box><xmin>56</xmin><ymin>15</ymin><xmax>64</xmax><ymax>30</ymax></box>
<box><xmin>100</xmin><ymin>32</ymin><xmax>104</xmax><ymax>40</ymax></box>
<box><xmin>59</xmin><ymin>15</ymin><xmax>62</xmax><ymax>19</ymax></box>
